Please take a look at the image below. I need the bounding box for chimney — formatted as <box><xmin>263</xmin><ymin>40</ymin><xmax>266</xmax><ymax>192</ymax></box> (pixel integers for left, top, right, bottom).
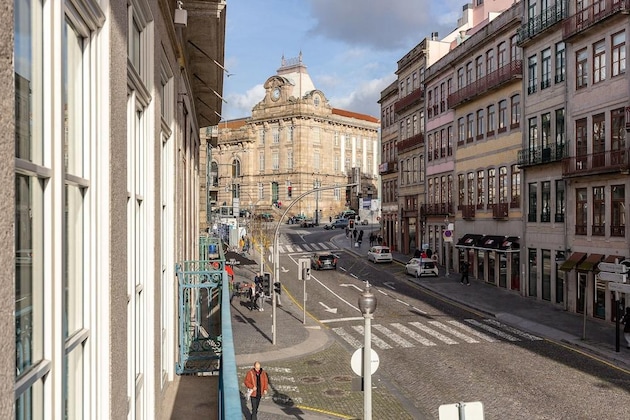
<box><xmin>431</xmin><ymin>32</ymin><xmax>439</xmax><ymax>41</ymax></box>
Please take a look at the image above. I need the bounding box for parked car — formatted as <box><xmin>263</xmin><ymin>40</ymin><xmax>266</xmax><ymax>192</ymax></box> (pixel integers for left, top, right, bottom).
<box><xmin>405</xmin><ymin>258</ymin><xmax>438</xmax><ymax>277</ymax></box>
<box><xmin>367</xmin><ymin>246</ymin><xmax>393</xmax><ymax>263</ymax></box>
<box><xmin>255</xmin><ymin>213</ymin><xmax>275</xmax><ymax>222</ymax></box>
<box><xmin>300</xmin><ymin>218</ymin><xmax>316</xmax><ymax>227</ymax></box>
<box><xmin>360</xmin><ymin>219</ymin><xmax>368</xmax><ymax>225</ymax></box>
<box><xmin>325</xmin><ymin>218</ymin><xmax>349</xmax><ymax>229</ymax></box>
<box><xmin>310</xmin><ymin>252</ymin><xmax>338</xmax><ymax>270</ymax></box>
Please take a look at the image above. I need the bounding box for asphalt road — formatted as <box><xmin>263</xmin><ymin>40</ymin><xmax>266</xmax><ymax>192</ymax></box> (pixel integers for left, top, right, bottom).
<box><xmin>274</xmin><ymin>224</ymin><xmax>630</xmax><ymax>419</ymax></box>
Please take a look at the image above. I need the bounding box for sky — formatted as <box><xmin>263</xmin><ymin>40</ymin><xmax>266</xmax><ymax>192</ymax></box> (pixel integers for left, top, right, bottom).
<box><xmin>221</xmin><ymin>0</ymin><xmax>466</xmax><ymax>121</ymax></box>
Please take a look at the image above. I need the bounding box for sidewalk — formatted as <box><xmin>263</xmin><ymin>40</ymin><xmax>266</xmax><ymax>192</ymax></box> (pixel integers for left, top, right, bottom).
<box><xmin>228</xmin><ymin>234</ymin><xmax>630</xmax><ymax>419</ymax></box>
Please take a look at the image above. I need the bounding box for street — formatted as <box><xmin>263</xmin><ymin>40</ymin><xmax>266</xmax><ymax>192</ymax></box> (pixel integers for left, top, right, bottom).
<box><xmin>270</xmin><ymin>225</ymin><xmax>630</xmax><ymax>419</ymax></box>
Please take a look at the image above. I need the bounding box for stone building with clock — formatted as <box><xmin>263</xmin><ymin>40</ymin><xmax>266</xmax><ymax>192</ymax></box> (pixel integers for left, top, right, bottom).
<box><xmin>203</xmin><ymin>53</ymin><xmax>381</xmax><ymax>228</ymax></box>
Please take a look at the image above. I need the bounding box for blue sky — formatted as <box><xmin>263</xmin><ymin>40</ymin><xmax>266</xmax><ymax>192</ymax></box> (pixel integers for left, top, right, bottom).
<box><xmin>221</xmin><ymin>0</ymin><xmax>465</xmax><ymax>121</ymax></box>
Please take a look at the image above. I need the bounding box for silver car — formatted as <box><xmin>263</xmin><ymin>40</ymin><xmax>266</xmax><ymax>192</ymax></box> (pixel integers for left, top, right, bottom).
<box><xmin>367</xmin><ymin>246</ymin><xmax>393</xmax><ymax>263</ymax></box>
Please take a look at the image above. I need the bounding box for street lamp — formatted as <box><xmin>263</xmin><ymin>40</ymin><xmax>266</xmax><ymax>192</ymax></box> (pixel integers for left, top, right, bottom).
<box><xmin>358</xmin><ymin>282</ymin><xmax>377</xmax><ymax>420</ymax></box>
<box><xmin>314</xmin><ymin>179</ymin><xmax>321</xmax><ymax>226</ymax></box>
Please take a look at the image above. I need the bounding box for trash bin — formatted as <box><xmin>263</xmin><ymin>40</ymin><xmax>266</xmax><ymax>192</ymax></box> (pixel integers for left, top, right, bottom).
<box><xmin>354</xmin><ymin>242</ymin><xmax>359</xmax><ymax>248</ymax></box>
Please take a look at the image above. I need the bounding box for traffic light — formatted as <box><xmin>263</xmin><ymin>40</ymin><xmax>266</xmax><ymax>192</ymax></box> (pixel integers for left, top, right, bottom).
<box><xmin>302</xmin><ymin>267</ymin><xmax>311</xmax><ymax>281</ymax></box>
<box><xmin>349</xmin><ymin>219</ymin><xmax>355</xmax><ymax>229</ymax></box>
<box><xmin>287</xmin><ymin>186</ymin><xmax>292</xmax><ymax>198</ymax></box>
<box><xmin>262</xmin><ymin>272</ymin><xmax>271</xmax><ymax>295</ymax></box>
<box><xmin>274</xmin><ymin>282</ymin><xmax>282</xmax><ymax>295</ymax></box>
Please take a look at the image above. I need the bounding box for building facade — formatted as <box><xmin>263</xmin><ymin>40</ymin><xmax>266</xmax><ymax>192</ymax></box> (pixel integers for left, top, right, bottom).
<box><xmin>210</xmin><ymin>55</ymin><xmax>380</xmax><ymax>225</ymax></box>
<box><xmin>6</xmin><ymin>0</ymin><xmax>226</xmax><ymax>418</ymax></box>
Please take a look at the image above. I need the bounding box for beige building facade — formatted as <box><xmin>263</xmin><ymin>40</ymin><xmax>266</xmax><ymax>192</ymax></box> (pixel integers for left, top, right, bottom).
<box><xmin>209</xmin><ymin>55</ymin><xmax>380</xmax><ymax>226</ymax></box>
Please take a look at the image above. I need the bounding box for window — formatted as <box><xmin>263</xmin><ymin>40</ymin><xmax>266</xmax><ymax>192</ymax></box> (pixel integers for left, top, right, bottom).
<box><xmin>511</xmin><ymin>165</ymin><xmax>521</xmax><ymax>207</ymax></box>
<box><xmin>334</xmin><ymin>131</ymin><xmax>339</xmax><ymax>146</ymax></box>
<box><xmin>427</xmin><ymin>134</ymin><xmax>433</xmax><ymax>161</ymax></box>
<box><xmin>288</xmin><ymin>125</ymin><xmax>294</xmax><ymax>142</ymax></box>
<box><xmin>499</xmin><ymin>166</ymin><xmax>508</xmax><ymax>204</ymax></box>
<box><xmin>476</xmin><ymin>55</ymin><xmax>484</xmax><ymax>79</ymax></box>
<box><xmin>458</xmin><ymin>174</ymin><xmax>465</xmax><ymax>207</ymax></box>
<box><xmin>541</xmin><ymin>181</ymin><xmax>551</xmax><ymax>222</ymax></box>
<box><xmin>528</xmin><ymin>248</ymin><xmax>538</xmax><ymax>297</ymax></box>
<box><xmin>466</xmin><ymin>113</ymin><xmax>474</xmax><ymax>141</ymax></box>
<box><xmin>611</xmin><ymin>185</ymin><xmax>625</xmax><ymax>236</ymax></box>
<box><xmin>487</xmin><ymin>105</ymin><xmax>495</xmax><ymax>134</ymax></box>
<box><xmin>465</xmin><ymin>62</ymin><xmax>473</xmax><ymax>85</ymax></box>
<box><xmin>447</xmin><ymin>126</ymin><xmax>453</xmax><ymax>156</ymax></box>
<box><xmin>476</xmin><ymin>110</ymin><xmax>484</xmax><ymax>139</ymax></box>
<box><xmin>576</xmin><ymin>48</ymin><xmax>588</xmax><ymax>89</ymax></box>
<box><xmin>541</xmin><ymin>48</ymin><xmax>551</xmax><ymax>89</ymax></box>
<box><xmin>314</xmin><ymin>152</ymin><xmax>320</xmax><ymax>171</ymax></box>
<box><xmin>592</xmin><ymin>186</ymin><xmax>605</xmax><ymax>236</ymax></box>
<box><xmin>467</xmin><ymin>172</ymin><xmax>475</xmax><ymax>205</ymax></box>
<box><xmin>576</xmin><ymin>118</ymin><xmax>588</xmax><ymax>169</ymax></box>
<box><xmin>259</xmin><ymin>151</ymin><xmax>265</xmax><ymax>172</ymax></box>
<box><xmin>477</xmin><ymin>170</ymin><xmax>485</xmax><ymax>207</ymax></box>
<box><xmin>528</xmin><ymin>55</ymin><xmax>538</xmax><ymax>94</ymax></box>
<box><xmin>555</xmin><ymin>42</ymin><xmax>566</xmax><ymax>83</ymax></box>
<box><xmin>333</xmin><ymin>154</ymin><xmax>339</xmax><ymax>172</ymax></box>
<box><xmin>611</xmin><ymin>108</ymin><xmax>625</xmax><ymax>164</ymax></box>
<box><xmin>510</xmin><ymin>95</ymin><xmax>520</xmax><ymax>127</ymax></box>
<box><xmin>457</xmin><ymin>68</ymin><xmax>464</xmax><ymax>89</ymax></box>
<box><xmin>528</xmin><ymin>183</ymin><xmax>538</xmax><ymax>222</ymax></box>
<box><xmin>541</xmin><ymin>113</ymin><xmax>551</xmax><ymax>148</ymax></box>
<box><xmin>611</xmin><ymin>31</ymin><xmax>626</xmax><ymax>77</ymax></box>
<box><xmin>555</xmin><ymin>108</ymin><xmax>565</xmax><ymax>148</ymax></box>
<box><xmin>510</xmin><ymin>35</ymin><xmax>521</xmax><ymax>62</ymax></box>
<box><xmin>272</xmin><ymin>127</ymin><xmax>279</xmax><ymax>143</ymax></box>
<box><xmin>528</xmin><ymin>117</ymin><xmax>539</xmax><ymax>152</ymax></box>
<box><xmin>287</xmin><ymin>150</ymin><xmax>294</xmax><ymax>170</ymax></box>
<box><xmin>259</xmin><ymin>129</ymin><xmax>265</xmax><ymax>145</ymax></box>
<box><xmin>488</xmin><ymin>168</ymin><xmax>496</xmax><ymax>206</ymax></box>
<box><xmin>486</xmin><ymin>48</ymin><xmax>495</xmax><ymax>73</ymax></box>
<box><xmin>576</xmin><ymin>188</ymin><xmax>587</xmax><ymax>235</ymax></box>
<box><xmin>593</xmin><ymin>40</ymin><xmax>606</xmax><ymax>84</ymax></box>
<box><xmin>313</xmin><ymin>127</ymin><xmax>320</xmax><ymax>143</ymax></box>
<box><xmin>555</xmin><ymin>180</ymin><xmax>565</xmax><ymax>222</ymax></box>
<box><xmin>413</xmin><ymin>115</ymin><xmax>418</xmax><ymax>135</ymax></box>
<box><xmin>458</xmin><ymin>118</ymin><xmax>465</xmax><ymax>144</ymax></box>
<box><xmin>258</xmin><ymin>183</ymin><xmax>264</xmax><ymax>200</ymax></box>
<box><xmin>497</xmin><ymin>42</ymin><xmax>507</xmax><ymax>68</ymax></box>
<box><xmin>498</xmin><ymin>100</ymin><xmax>507</xmax><ymax>131</ymax></box>
<box><xmin>272</xmin><ymin>152</ymin><xmax>279</xmax><ymax>170</ymax></box>
<box><xmin>592</xmin><ymin>113</ymin><xmax>605</xmax><ymax>167</ymax></box>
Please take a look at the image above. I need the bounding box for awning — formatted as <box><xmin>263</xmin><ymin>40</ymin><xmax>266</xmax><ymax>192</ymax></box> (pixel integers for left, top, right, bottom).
<box><xmin>577</xmin><ymin>253</ymin><xmax>604</xmax><ymax>271</ymax></box>
<box><xmin>478</xmin><ymin>235</ymin><xmax>506</xmax><ymax>250</ymax></box>
<box><xmin>603</xmin><ymin>254</ymin><xmax>626</xmax><ymax>263</ymax></box>
<box><xmin>499</xmin><ymin>236</ymin><xmax>520</xmax><ymax>252</ymax></box>
<box><xmin>559</xmin><ymin>252</ymin><xmax>587</xmax><ymax>271</ymax></box>
<box><xmin>225</xmin><ymin>251</ymin><xmax>258</xmax><ymax>266</ymax></box>
<box><xmin>456</xmin><ymin>234</ymin><xmax>483</xmax><ymax>247</ymax></box>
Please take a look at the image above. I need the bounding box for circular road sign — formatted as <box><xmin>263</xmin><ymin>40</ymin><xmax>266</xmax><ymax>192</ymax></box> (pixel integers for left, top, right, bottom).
<box><xmin>351</xmin><ymin>348</ymin><xmax>380</xmax><ymax>376</ymax></box>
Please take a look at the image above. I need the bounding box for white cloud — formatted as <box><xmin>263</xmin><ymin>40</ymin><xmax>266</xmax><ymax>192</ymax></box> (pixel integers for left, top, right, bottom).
<box><xmin>329</xmin><ymin>75</ymin><xmax>396</xmax><ymax>118</ymax></box>
<box><xmin>223</xmin><ymin>84</ymin><xmax>265</xmax><ymax>120</ymax></box>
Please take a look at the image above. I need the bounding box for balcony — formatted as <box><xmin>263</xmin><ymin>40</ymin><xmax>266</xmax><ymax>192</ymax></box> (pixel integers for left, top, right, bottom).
<box><xmin>462</xmin><ymin>205</ymin><xmax>476</xmax><ymax>219</ymax></box>
<box><xmin>397</xmin><ymin>133</ymin><xmax>424</xmax><ymax>153</ymax></box>
<box><xmin>517</xmin><ymin>1</ymin><xmax>568</xmax><ymax>45</ymax></box>
<box><xmin>562</xmin><ymin>149</ymin><xmax>630</xmax><ymax>177</ymax></box>
<box><xmin>421</xmin><ymin>203</ymin><xmax>453</xmax><ymax>216</ymax></box>
<box><xmin>379</xmin><ymin>160</ymin><xmax>398</xmax><ymax>175</ymax></box>
<box><xmin>394</xmin><ymin>87</ymin><xmax>424</xmax><ymax>114</ymax></box>
<box><xmin>492</xmin><ymin>203</ymin><xmax>509</xmax><ymax>219</ymax></box>
<box><xmin>448</xmin><ymin>60</ymin><xmax>522</xmax><ymax>108</ymax></box>
<box><xmin>563</xmin><ymin>0</ymin><xmax>630</xmax><ymax>39</ymax></box>
<box><xmin>518</xmin><ymin>143</ymin><xmax>567</xmax><ymax>167</ymax></box>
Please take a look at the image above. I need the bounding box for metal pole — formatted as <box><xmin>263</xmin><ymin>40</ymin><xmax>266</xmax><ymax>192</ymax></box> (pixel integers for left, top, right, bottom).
<box><xmin>445</xmin><ymin>242</ymin><xmax>450</xmax><ymax>277</ymax></box>
<box><xmin>363</xmin><ymin>313</ymin><xmax>372</xmax><ymax>420</ymax></box>
<box><xmin>303</xmin><ymin>279</ymin><xmax>306</xmax><ymax>325</ymax></box>
<box><xmin>273</xmin><ymin>238</ymin><xmax>279</xmax><ymax>345</ymax></box>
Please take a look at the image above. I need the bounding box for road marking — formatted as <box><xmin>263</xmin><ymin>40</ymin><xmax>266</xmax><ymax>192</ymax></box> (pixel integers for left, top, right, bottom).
<box><xmin>395</xmin><ymin>299</ymin><xmax>410</xmax><ymax>306</ymax></box>
<box><xmin>349</xmin><ymin>273</ymin><xmax>359</xmax><ymax>279</ymax></box>
<box><xmin>376</xmin><ymin>289</ymin><xmax>389</xmax><ymax>296</ymax></box>
<box><xmin>318</xmin><ymin>242</ymin><xmax>330</xmax><ymax>250</ymax></box>
<box><xmin>332</xmin><ymin>327</ymin><xmax>362</xmax><ymax>348</ymax></box>
<box><xmin>310</xmin><ymin>243</ymin><xmax>321</xmax><ymax>250</ymax></box>
<box><xmin>285</xmin><ymin>245</ymin><xmax>295</xmax><ymax>253</ymax></box>
<box><xmin>465</xmin><ymin>319</ymin><xmax>520</xmax><ymax>341</ymax></box>
<box><xmin>340</xmin><ymin>283</ymin><xmax>363</xmax><ymax>291</ymax></box>
<box><xmin>383</xmin><ymin>281</ymin><xmax>396</xmax><ymax>290</ymax></box>
<box><xmin>447</xmin><ymin>320</ymin><xmax>497</xmax><ymax>342</ymax></box>
<box><xmin>428</xmin><ymin>321</ymin><xmax>479</xmax><ymax>343</ymax></box>
<box><xmin>277</xmin><ymin>245</ymin><xmax>286</xmax><ymax>254</ymax></box>
<box><xmin>352</xmin><ymin>325</ymin><xmax>393</xmax><ymax>349</ymax></box>
<box><xmin>390</xmin><ymin>323</ymin><xmax>437</xmax><ymax>346</ymax></box>
<box><xmin>410</xmin><ymin>321</ymin><xmax>458</xmax><ymax>344</ymax></box>
<box><xmin>320</xmin><ymin>317</ymin><xmax>364</xmax><ymax>324</ymax></box>
<box><xmin>411</xmin><ymin>306</ymin><xmax>428</xmax><ymax>314</ymax></box>
<box><xmin>319</xmin><ymin>302</ymin><xmax>338</xmax><ymax>314</ymax></box>
<box><xmin>484</xmin><ymin>319</ymin><xmax>543</xmax><ymax>341</ymax></box>
<box><xmin>373</xmin><ymin>324</ymin><xmax>414</xmax><ymax>348</ymax></box>
<box><xmin>302</xmin><ymin>244</ymin><xmax>312</xmax><ymax>251</ymax></box>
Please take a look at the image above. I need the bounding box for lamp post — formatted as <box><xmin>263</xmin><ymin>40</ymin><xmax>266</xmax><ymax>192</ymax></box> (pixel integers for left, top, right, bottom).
<box><xmin>314</xmin><ymin>179</ymin><xmax>321</xmax><ymax>226</ymax></box>
<box><xmin>358</xmin><ymin>282</ymin><xmax>377</xmax><ymax>420</ymax></box>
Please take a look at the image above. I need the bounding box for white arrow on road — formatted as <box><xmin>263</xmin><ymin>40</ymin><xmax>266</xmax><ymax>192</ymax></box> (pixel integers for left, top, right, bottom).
<box><xmin>340</xmin><ymin>283</ymin><xmax>363</xmax><ymax>292</ymax></box>
<box><xmin>281</xmin><ymin>266</ymin><xmax>289</xmax><ymax>273</ymax></box>
<box><xmin>383</xmin><ymin>281</ymin><xmax>396</xmax><ymax>290</ymax></box>
<box><xmin>319</xmin><ymin>302</ymin><xmax>338</xmax><ymax>313</ymax></box>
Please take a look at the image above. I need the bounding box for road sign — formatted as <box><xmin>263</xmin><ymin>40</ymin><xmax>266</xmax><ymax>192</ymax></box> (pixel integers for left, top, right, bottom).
<box><xmin>350</xmin><ymin>348</ymin><xmax>379</xmax><ymax>376</ymax></box>
<box><xmin>597</xmin><ymin>271</ymin><xmax>628</xmax><ymax>283</ymax></box>
<box><xmin>439</xmin><ymin>401</ymin><xmax>484</xmax><ymax>420</ymax></box>
<box><xmin>608</xmin><ymin>282</ymin><xmax>630</xmax><ymax>293</ymax></box>
<box><xmin>598</xmin><ymin>262</ymin><xmax>629</xmax><ymax>273</ymax></box>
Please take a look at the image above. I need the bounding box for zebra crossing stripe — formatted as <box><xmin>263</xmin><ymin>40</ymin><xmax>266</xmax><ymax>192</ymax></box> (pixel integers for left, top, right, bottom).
<box><xmin>274</xmin><ymin>384</ymin><xmax>299</xmax><ymax>392</ymax></box>
<box><xmin>332</xmin><ymin>327</ymin><xmax>362</xmax><ymax>349</ymax></box>
<box><xmin>465</xmin><ymin>319</ymin><xmax>520</xmax><ymax>341</ymax></box>
<box><xmin>318</xmin><ymin>242</ymin><xmax>330</xmax><ymax>249</ymax></box>
<box><xmin>446</xmin><ymin>320</ymin><xmax>498</xmax><ymax>342</ymax></box>
<box><xmin>484</xmin><ymin>319</ymin><xmax>543</xmax><ymax>341</ymax></box>
<box><xmin>310</xmin><ymin>243</ymin><xmax>321</xmax><ymax>250</ymax></box>
<box><xmin>428</xmin><ymin>321</ymin><xmax>479</xmax><ymax>343</ymax></box>
<box><xmin>302</xmin><ymin>244</ymin><xmax>312</xmax><ymax>251</ymax></box>
<box><xmin>373</xmin><ymin>324</ymin><xmax>414</xmax><ymax>348</ymax></box>
<box><xmin>352</xmin><ymin>325</ymin><xmax>393</xmax><ymax>349</ymax></box>
<box><xmin>409</xmin><ymin>322</ymin><xmax>458</xmax><ymax>344</ymax></box>
<box><xmin>284</xmin><ymin>245</ymin><xmax>294</xmax><ymax>253</ymax></box>
<box><xmin>390</xmin><ymin>323</ymin><xmax>436</xmax><ymax>346</ymax></box>
<box><xmin>277</xmin><ymin>245</ymin><xmax>286</xmax><ymax>254</ymax></box>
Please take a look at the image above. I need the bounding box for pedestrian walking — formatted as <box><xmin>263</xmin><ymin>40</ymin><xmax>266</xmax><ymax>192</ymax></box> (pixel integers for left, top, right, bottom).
<box><xmin>345</xmin><ymin>226</ymin><xmax>349</xmax><ymax>237</ymax></box>
<box><xmin>256</xmin><ymin>283</ymin><xmax>265</xmax><ymax>311</ymax></box>
<box><xmin>622</xmin><ymin>307</ymin><xmax>630</xmax><ymax>349</ymax></box>
<box><xmin>377</xmin><ymin>234</ymin><xmax>382</xmax><ymax>245</ymax></box>
<box><xmin>243</xmin><ymin>361</ymin><xmax>269</xmax><ymax>420</ymax></box>
<box><xmin>369</xmin><ymin>232</ymin><xmax>375</xmax><ymax>247</ymax></box>
<box><xmin>353</xmin><ymin>229</ymin><xmax>358</xmax><ymax>240</ymax></box>
<box><xmin>249</xmin><ymin>283</ymin><xmax>258</xmax><ymax>310</ymax></box>
<box><xmin>460</xmin><ymin>261</ymin><xmax>470</xmax><ymax>285</ymax></box>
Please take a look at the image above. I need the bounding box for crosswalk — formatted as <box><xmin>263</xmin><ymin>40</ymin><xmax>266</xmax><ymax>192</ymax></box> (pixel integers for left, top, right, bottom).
<box><xmin>275</xmin><ymin>242</ymin><xmax>340</xmax><ymax>254</ymax></box>
<box><xmin>331</xmin><ymin>318</ymin><xmax>542</xmax><ymax>350</ymax></box>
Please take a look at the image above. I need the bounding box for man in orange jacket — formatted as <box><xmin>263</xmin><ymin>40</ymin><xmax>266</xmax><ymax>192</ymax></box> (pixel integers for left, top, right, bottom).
<box><xmin>243</xmin><ymin>361</ymin><xmax>269</xmax><ymax>419</ymax></box>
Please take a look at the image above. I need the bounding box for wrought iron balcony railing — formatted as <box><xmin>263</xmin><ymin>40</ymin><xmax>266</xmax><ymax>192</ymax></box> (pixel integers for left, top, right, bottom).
<box><xmin>421</xmin><ymin>202</ymin><xmax>453</xmax><ymax>216</ymax></box>
<box><xmin>562</xmin><ymin>149</ymin><xmax>630</xmax><ymax>177</ymax></box>
<box><xmin>379</xmin><ymin>160</ymin><xmax>398</xmax><ymax>175</ymax></box>
<box><xmin>563</xmin><ymin>0</ymin><xmax>630</xmax><ymax>39</ymax></box>
<box><xmin>394</xmin><ymin>86</ymin><xmax>424</xmax><ymax>114</ymax></box>
<box><xmin>517</xmin><ymin>1</ymin><xmax>568</xmax><ymax>44</ymax></box>
<box><xmin>461</xmin><ymin>205</ymin><xmax>476</xmax><ymax>219</ymax></box>
<box><xmin>397</xmin><ymin>133</ymin><xmax>424</xmax><ymax>152</ymax></box>
<box><xmin>447</xmin><ymin>60</ymin><xmax>522</xmax><ymax>108</ymax></box>
<box><xmin>492</xmin><ymin>203</ymin><xmax>509</xmax><ymax>219</ymax></box>
<box><xmin>518</xmin><ymin>143</ymin><xmax>567</xmax><ymax>167</ymax></box>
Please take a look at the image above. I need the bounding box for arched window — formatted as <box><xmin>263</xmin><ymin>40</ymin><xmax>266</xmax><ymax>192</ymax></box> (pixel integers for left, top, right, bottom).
<box><xmin>232</xmin><ymin>159</ymin><xmax>241</xmax><ymax>178</ymax></box>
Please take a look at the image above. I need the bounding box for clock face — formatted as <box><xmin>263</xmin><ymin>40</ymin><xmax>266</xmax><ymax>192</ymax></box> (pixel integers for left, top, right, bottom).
<box><xmin>272</xmin><ymin>88</ymin><xmax>281</xmax><ymax>101</ymax></box>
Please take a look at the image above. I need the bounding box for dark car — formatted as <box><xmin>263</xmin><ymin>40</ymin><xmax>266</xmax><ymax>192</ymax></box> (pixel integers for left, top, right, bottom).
<box><xmin>255</xmin><ymin>213</ymin><xmax>275</xmax><ymax>222</ymax></box>
<box><xmin>300</xmin><ymin>218</ymin><xmax>316</xmax><ymax>227</ymax></box>
<box><xmin>310</xmin><ymin>252</ymin><xmax>338</xmax><ymax>270</ymax></box>
<box><xmin>325</xmin><ymin>218</ymin><xmax>349</xmax><ymax>229</ymax></box>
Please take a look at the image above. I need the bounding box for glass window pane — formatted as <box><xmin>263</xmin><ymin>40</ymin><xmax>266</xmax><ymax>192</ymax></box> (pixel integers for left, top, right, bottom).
<box><xmin>15</xmin><ymin>379</ymin><xmax>44</xmax><ymax>420</ymax></box>
<box><xmin>63</xmin><ymin>21</ymin><xmax>85</xmax><ymax>176</ymax></box>
<box><xmin>65</xmin><ymin>347</ymin><xmax>84</xmax><ymax>419</ymax></box>
<box><xmin>64</xmin><ymin>185</ymin><xmax>84</xmax><ymax>337</ymax></box>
